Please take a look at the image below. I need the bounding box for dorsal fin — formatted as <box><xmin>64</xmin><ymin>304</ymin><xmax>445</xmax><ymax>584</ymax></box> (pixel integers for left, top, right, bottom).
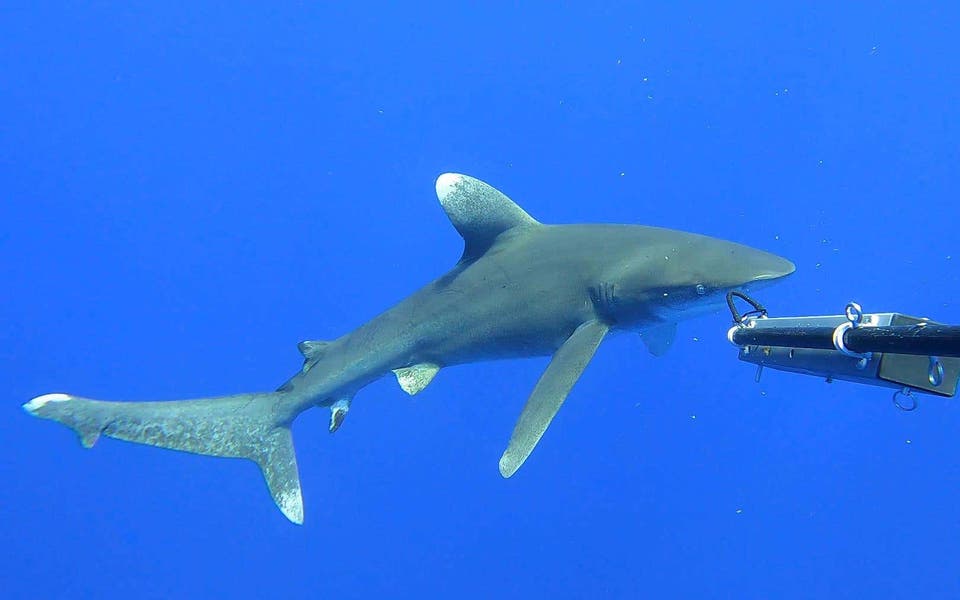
<box><xmin>281</xmin><ymin>340</ymin><xmax>332</xmax><ymax>387</ymax></box>
<box><xmin>435</xmin><ymin>173</ymin><xmax>540</xmax><ymax>261</ymax></box>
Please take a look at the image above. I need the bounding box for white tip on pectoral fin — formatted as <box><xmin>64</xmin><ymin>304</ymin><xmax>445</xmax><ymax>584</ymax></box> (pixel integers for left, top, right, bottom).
<box><xmin>499</xmin><ymin>320</ymin><xmax>609</xmax><ymax>478</ymax></box>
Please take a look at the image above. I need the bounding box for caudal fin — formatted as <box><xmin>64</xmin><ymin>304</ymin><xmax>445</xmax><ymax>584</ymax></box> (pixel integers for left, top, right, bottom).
<box><xmin>23</xmin><ymin>391</ymin><xmax>305</xmax><ymax>524</ymax></box>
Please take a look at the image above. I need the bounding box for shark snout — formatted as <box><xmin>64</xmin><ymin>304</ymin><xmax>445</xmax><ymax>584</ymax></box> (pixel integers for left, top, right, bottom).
<box><xmin>752</xmin><ymin>253</ymin><xmax>796</xmax><ymax>282</ymax></box>
<box><xmin>736</xmin><ymin>251</ymin><xmax>795</xmax><ymax>296</ymax></box>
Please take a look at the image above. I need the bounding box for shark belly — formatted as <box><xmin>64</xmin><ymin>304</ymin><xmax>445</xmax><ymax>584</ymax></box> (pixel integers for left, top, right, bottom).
<box><xmin>293</xmin><ymin>261</ymin><xmax>592</xmax><ymax>405</ymax></box>
<box><xmin>410</xmin><ymin>264</ymin><xmax>594</xmax><ymax>366</ymax></box>
<box><xmin>311</xmin><ymin>283</ymin><xmax>586</xmax><ymax>395</ymax></box>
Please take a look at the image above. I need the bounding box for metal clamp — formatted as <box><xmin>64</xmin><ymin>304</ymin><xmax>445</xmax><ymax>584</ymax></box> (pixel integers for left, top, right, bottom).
<box><xmin>833</xmin><ymin>302</ymin><xmax>872</xmax><ymax>369</ymax></box>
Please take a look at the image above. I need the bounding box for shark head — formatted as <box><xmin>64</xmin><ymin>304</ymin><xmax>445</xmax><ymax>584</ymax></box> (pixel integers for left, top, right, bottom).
<box><xmin>608</xmin><ymin>228</ymin><xmax>795</xmax><ymax>326</ymax></box>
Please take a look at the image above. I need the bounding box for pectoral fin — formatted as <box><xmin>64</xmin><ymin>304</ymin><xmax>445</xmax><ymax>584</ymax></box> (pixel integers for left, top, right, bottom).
<box><xmin>639</xmin><ymin>322</ymin><xmax>677</xmax><ymax>357</ymax></box>
<box><xmin>499</xmin><ymin>320</ymin><xmax>610</xmax><ymax>478</ymax></box>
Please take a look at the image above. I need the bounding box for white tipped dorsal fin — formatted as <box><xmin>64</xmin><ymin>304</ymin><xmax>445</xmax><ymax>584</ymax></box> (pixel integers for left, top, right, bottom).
<box><xmin>435</xmin><ymin>173</ymin><xmax>540</xmax><ymax>260</ymax></box>
<box><xmin>640</xmin><ymin>323</ymin><xmax>677</xmax><ymax>357</ymax></box>
<box><xmin>393</xmin><ymin>363</ymin><xmax>440</xmax><ymax>395</ymax></box>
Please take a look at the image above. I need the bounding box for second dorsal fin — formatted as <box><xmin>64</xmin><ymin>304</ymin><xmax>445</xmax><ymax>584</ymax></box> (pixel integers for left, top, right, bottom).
<box><xmin>298</xmin><ymin>340</ymin><xmax>331</xmax><ymax>362</ymax></box>
<box><xmin>435</xmin><ymin>173</ymin><xmax>540</xmax><ymax>261</ymax></box>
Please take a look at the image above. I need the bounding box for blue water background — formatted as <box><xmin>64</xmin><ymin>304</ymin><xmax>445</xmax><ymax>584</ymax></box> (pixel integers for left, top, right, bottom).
<box><xmin>2</xmin><ymin>3</ymin><xmax>958</xmax><ymax>598</ymax></box>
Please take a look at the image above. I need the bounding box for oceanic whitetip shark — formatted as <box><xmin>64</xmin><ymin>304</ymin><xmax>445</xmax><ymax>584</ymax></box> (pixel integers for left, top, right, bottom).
<box><xmin>24</xmin><ymin>173</ymin><xmax>794</xmax><ymax>524</ymax></box>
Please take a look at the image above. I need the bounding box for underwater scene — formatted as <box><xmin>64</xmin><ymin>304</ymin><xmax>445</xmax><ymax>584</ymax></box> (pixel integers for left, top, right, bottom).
<box><xmin>2</xmin><ymin>3</ymin><xmax>958</xmax><ymax>598</ymax></box>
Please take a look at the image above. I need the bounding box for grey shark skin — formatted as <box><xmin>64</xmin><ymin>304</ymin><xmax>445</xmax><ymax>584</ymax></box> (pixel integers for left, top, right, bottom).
<box><xmin>23</xmin><ymin>173</ymin><xmax>794</xmax><ymax>524</ymax></box>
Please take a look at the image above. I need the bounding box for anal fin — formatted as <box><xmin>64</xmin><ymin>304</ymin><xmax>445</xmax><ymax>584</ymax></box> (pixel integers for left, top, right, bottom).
<box><xmin>499</xmin><ymin>320</ymin><xmax>609</xmax><ymax>478</ymax></box>
<box><xmin>328</xmin><ymin>397</ymin><xmax>351</xmax><ymax>433</ymax></box>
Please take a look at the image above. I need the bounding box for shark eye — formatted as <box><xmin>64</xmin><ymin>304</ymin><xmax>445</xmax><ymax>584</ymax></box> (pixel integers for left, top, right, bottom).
<box><xmin>695</xmin><ymin>284</ymin><xmax>706</xmax><ymax>296</ymax></box>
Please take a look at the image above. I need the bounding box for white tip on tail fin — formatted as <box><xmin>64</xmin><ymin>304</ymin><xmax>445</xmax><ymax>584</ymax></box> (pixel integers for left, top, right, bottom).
<box><xmin>24</xmin><ymin>393</ymin><xmax>71</xmax><ymax>411</ymax></box>
<box><xmin>23</xmin><ymin>390</ymin><xmax>306</xmax><ymax>524</ymax></box>
<box><xmin>25</xmin><ymin>393</ymin><xmax>102</xmax><ymax>447</ymax></box>
<box><xmin>254</xmin><ymin>426</ymin><xmax>304</xmax><ymax>524</ymax></box>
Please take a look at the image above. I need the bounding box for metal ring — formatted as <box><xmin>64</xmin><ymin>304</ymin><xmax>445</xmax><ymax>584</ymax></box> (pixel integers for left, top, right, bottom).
<box><xmin>929</xmin><ymin>356</ymin><xmax>945</xmax><ymax>387</ymax></box>
<box><xmin>845</xmin><ymin>302</ymin><xmax>864</xmax><ymax>326</ymax></box>
<box><xmin>893</xmin><ymin>388</ymin><xmax>918</xmax><ymax>411</ymax></box>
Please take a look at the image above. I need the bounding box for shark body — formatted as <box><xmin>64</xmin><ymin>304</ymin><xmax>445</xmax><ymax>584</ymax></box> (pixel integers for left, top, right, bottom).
<box><xmin>24</xmin><ymin>173</ymin><xmax>794</xmax><ymax>523</ymax></box>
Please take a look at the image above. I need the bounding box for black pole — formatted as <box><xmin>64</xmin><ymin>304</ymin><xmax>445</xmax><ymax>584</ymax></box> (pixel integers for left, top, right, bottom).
<box><xmin>730</xmin><ymin>324</ymin><xmax>960</xmax><ymax>358</ymax></box>
<box><xmin>845</xmin><ymin>324</ymin><xmax>960</xmax><ymax>357</ymax></box>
